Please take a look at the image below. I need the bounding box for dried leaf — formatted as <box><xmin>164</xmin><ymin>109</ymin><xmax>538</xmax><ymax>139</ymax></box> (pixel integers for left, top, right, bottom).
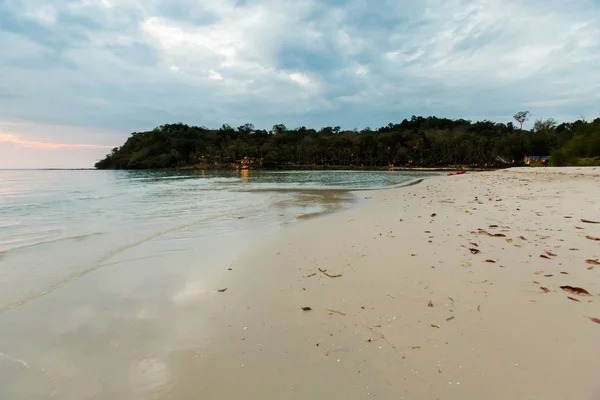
<box><xmin>569</xmin><ymin>248</ymin><xmax>579</xmax><ymax>251</ymax></box>
<box><xmin>519</xmin><ymin>236</ymin><xmax>527</xmax><ymax>240</ymax></box>
<box><xmin>428</xmin><ymin>300</ymin><xmax>433</xmax><ymax>308</ymax></box>
<box><xmin>581</xmin><ymin>219</ymin><xmax>600</xmax><ymax>224</ymax></box>
<box><xmin>318</xmin><ymin>268</ymin><xmax>342</xmax><ymax>278</ymax></box>
<box><xmin>448</xmin><ymin>297</ymin><xmax>455</xmax><ymax>304</ymax></box>
<box><xmin>431</xmin><ymin>213</ymin><xmax>437</xmax><ymax>217</ymax></box>
<box><xmin>575</xmin><ymin>226</ymin><xmax>584</xmax><ymax>230</ymax></box>
<box><xmin>431</xmin><ymin>324</ymin><xmax>441</xmax><ymax>328</ymax></box>
<box><xmin>493</xmin><ymin>233</ymin><xmax>506</xmax><ymax>237</ymax></box>
<box><xmin>446</xmin><ymin>316</ymin><xmax>455</xmax><ymax>321</ymax></box>
<box><xmin>560</xmin><ymin>272</ymin><xmax>569</xmax><ymax>275</ymax></box>
<box><xmin>586</xmin><ymin>317</ymin><xmax>600</xmax><ymax>324</ymax></box>
<box><xmin>412</xmin><ymin>346</ymin><xmax>421</xmax><ymax>349</ymax></box>
<box><xmin>586</xmin><ymin>236</ymin><xmax>600</xmax><ymax>241</ymax></box>
<box><xmin>306</xmin><ymin>273</ymin><xmax>317</xmax><ymax>277</ymax></box>
<box><xmin>540</xmin><ymin>255</ymin><xmax>551</xmax><ymax>259</ymax></box>
<box><xmin>477</xmin><ymin>305</ymin><xmax>481</xmax><ymax>312</ymax></box>
<box><xmin>533</xmin><ymin>281</ymin><xmax>540</xmax><ymax>284</ymax></box>
<box><xmin>469</xmin><ymin>248</ymin><xmax>481</xmax><ymax>254</ymax></box>
<box><xmin>374</xmin><ymin>324</ymin><xmax>382</xmax><ymax>328</ymax></box>
<box><xmin>560</xmin><ymin>286</ymin><xmax>591</xmax><ymax>296</ymax></box>
<box><xmin>586</xmin><ymin>259</ymin><xmax>600</xmax><ymax>265</ymax></box>
<box><xmin>301</xmin><ymin>307</ymin><xmax>312</xmax><ymax>311</ymax></box>
<box><xmin>540</xmin><ymin>287</ymin><xmax>550</xmax><ymax>293</ymax></box>
<box><xmin>485</xmin><ymin>259</ymin><xmax>496</xmax><ymax>263</ymax></box>
<box><xmin>545</xmin><ymin>250</ymin><xmax>557</xmax><ymax>257</ymax></box>
<box><xmin>540</xmin><ymin>236</ymin><xmax>551</xmax><ymax>240</ymax></box>
<box><xmin>567</xmin><ymin>296</ymin><xmax>581</xmax><ymax>302</ymax></box>
<box><xmin>327</xmin><ymin>309</ymin><xmax>346</xmax><ymax>316</ymax></box>
<box><xmin>217</xmin><ymin>288</ymin><xmax>228</xmax><ymax>293</ymax></box>
<box><xmin>489</xmin><ymin>224</ymin><xmax>499</xmax><ymax>228</ymax></box>
<box><xmin>544</xmin><ymin>274</ymin><xmax>553</xmax><ymax>277</ymax></box>
<box><xmin>470</xmin><ymin>242</ymin><xmax>479</xmax><ymax>247</ymax></box>
<box><xmin>505</xmin><ymin>238</ymin><xmax>514</xmax><ymax>243</ymax></box>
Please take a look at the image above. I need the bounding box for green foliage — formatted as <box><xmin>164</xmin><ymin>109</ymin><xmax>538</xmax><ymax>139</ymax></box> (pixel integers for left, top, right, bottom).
<box><xmin>95</xmin><ymin>116</ymin><xmax>600</xmax><ymax>169</ymax></box>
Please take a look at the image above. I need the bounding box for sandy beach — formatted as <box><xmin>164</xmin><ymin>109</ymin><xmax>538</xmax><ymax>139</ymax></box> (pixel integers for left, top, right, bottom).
<box><xmin>189</xmin><ymin>167</ymin><xmax>600</xmax><ymax>399</ymax></box>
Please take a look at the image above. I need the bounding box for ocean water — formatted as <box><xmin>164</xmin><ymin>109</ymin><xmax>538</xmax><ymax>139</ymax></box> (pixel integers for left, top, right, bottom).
<box><xmin>0</xmin><ymin>169</ymin><xmax>441</xmax><ymax>398</ymax></box>
<box><xmin>0</xmin><ymin>169</ymin><xmax>436</xmax><ymax>313</ymax></box>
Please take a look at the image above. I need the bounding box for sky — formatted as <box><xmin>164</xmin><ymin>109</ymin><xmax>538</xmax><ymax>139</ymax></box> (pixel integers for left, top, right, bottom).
<box><xmin>1</xmin><ymin>0</ymin><xmax>600</xmax><ymax>168</ymax></box>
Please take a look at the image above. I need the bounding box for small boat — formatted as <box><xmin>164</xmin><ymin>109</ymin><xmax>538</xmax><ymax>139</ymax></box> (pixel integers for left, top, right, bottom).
<box><xmin>447</xmin><ymin>171</ymin><xmax>466</xmax><ymax>176</ymax></box>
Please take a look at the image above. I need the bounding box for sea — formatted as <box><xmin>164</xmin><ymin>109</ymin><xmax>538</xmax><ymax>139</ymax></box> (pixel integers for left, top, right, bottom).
<box><xmin>0</xmin><ymin>169</ymin><xmax>438</xmax><ymax>398</ymax></box>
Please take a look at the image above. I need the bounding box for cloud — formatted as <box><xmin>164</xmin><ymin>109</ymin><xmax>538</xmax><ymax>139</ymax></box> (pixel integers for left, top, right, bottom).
<box><xmin>1</xmin><ymin>0</ymin><xmax>600</xmax><ymax>167</ymax></box>
<box><xmin>0</xmin><ymin>133</ymin><xmax>114</xmax><ymax>149</ymax></box>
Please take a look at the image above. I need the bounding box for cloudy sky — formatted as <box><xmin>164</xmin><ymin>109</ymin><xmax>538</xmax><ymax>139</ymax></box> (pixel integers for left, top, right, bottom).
<box><xmin>1</xmin><ymin>0</ymin><xmax>599</xmax><ymax>168</ymax></box>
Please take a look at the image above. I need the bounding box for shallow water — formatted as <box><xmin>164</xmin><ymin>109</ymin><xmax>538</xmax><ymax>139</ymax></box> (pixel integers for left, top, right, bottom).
<box><xmin>0</xmin><ymin>169</ymin><xmax>438</xmax><ymax>399</ymax></box>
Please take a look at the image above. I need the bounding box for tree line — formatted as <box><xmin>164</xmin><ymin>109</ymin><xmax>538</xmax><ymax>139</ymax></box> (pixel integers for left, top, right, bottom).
<box><xmin>95</xmin><ymin>114</ymin><xmax>600</xmax><ymax>169</ymax></box>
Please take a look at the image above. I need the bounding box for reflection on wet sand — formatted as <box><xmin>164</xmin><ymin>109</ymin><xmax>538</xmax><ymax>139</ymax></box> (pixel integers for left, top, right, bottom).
<box><xmin>0</xmin><ymin>186</ymin><xmax>358</xmax><ymax>399</ymax></box>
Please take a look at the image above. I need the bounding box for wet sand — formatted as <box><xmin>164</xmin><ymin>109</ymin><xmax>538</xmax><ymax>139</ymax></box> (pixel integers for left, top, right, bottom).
<box><xmin>2</xmin><ymin>168</ymin><xmax>599</xmax><ymax>399</ymax></box>
<box><xmin>191</xmin><ymin>167</ymin><xmax>600</xmax><ymax>399</ymax></box>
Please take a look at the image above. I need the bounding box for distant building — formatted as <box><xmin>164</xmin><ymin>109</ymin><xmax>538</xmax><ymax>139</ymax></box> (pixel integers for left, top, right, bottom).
<box><xmin>524</xmin><ymin>156</ymin><xmax>550</xmax><ymax>166</ymax></box>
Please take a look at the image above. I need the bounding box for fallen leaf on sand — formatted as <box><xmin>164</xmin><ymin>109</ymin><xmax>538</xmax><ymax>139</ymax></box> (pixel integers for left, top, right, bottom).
<box><xmin>217</xmin><ymin>288</ymin><xmax>228</xmax><ymax>293</ymax></box>
<box><xmin>477</xmin><ymin>305</ymin><xmax>481</xmax><ymax>312</ymax></box>
<box><xmin>519</xmin><ymin>236</ymin><xmax>527</xmax><ymax>240</ymax></box>
<box><xmin>535</xmin><ymin>270</ymin><xmax>544</xmax><ymax>275</ymax></box>
<box><xmin>448</xmin><ymin>297</ymin><xmax>455</xmax><ymax>304</ymax></box>
<box><xmin>586</xmin><ymin>317</ymin><xmax>600</xmax><ymax>324</ymax></box>
<box><xmin>560</xmin><ymin>286</ymin><xmax>591</xmax><ymax>296</ymax></box>
<box><xmin>489</xmin><ymin>224</ymin><xmax>499</xmax><ymax>228</ymax></box>
<box><xmin>540</xmin><ymin>255</ymin><xmax>551</xmax><ymax>259</ymax></box>
<box><xmin>431</xmin><ymin>324</ymin><xmax>441</xmax><ymax>328</ymax></box>
<box><xmin>374</xmin><ymin>324</ymin><xmax>382</xmax><ymax>328</ymax></box>
<box><xmin>470</xmin><ymin>248</ymin><xmax>481</xmax><ymax>254</ymax></box>
<box><xmin>545</xmin><ymin>250</ymin><xmax>557</xmax><ymax>257</ymax></box>
<box><xmin>318</xmin><ymin>268</ymin><xmax>342</xmax><ymax>278</ymax></box>
<box><xmin>560</xmin><ymin>272</ymin><xmax>569</xmax><ymax>275</ymax></box>
<box><xmin>567</xmin><ymin>296</ymin><xmax>581</xmax><ymax>302</ymax></box>
<box><xmin>586</xmin><ymin>259</ymin><xmax>600</xmax><ymax>265</ymax></box>
<box><xmin>301</xmin><ymin>307</ymin><xmax>312</xmax><ymax>311</ymax></box>
<box><xmin>411</xmin><ymin>254</ymin><xmax>417</xmax><ymax>257</ymax></box>
<box><xmin>575</xmin><ymin>226</ymin><xmax>584</xmax><ymax>230</ymax></box>
<box><xmin>586</xmin><ymin>235</ymin><xmax>600</xmax><ymax>241</ymax></box>
<box><xmin>506</xmin><ymin>238</ymin><xmax>514</xmax><ymax>243</ymax></box>
<box><xmin>540</xmin><ymin>287</ymin><xmax>550</xmax><ymax>293</ymax></box>
<box><xmin>533</xmin><ymin>281</ymin><xmax>540</xmax><ymax>284</ymax></box>
<box><xmin>327</xmin><ymin>309</ymin><xmax>346</xmax><ymax>316</ymax></box>
<box><xmin>412</xmin><ymin>346</ymin><xmax>422</xmax><ymax>350</ymax></box>
<box><xmin>544</xmin><ymin>274</ymin><xmax>553</xmax><ymax>277</ymax></box>
<box><xmin>306</xmin><ymin>273</ymin><xmax>317</xmax><ymax>277</ymax></box>
<box><xmin>446</xmin><ymin>316</ymin><xmax>455</xmax><ymax>321</ymax></box>
<box><xmin>428</xmin><ymin>300</ymin><xmax>433</xmax><ymax>308</ymax></box>
<box><xmin>581</xmin><ymin>219</ymin><xmax>600</xmax><ymax>224</ymax></box>
<box><xmin>485</xmin><ymin>259</ymin><xmax>496</xmax><ymax>263</ymax></box>
<box><xmin>470</xmin><ymin>242</ymin><xmax>479</xmax><ymax>247</ymax></box>
<box><xmin>431</xmin><ymin>213</ymin><xmax>437</xmax><ymax>217</ymax></box>
<box><xmin>540</xmin><ymin>236</ymin><xmax>551</xmax><ymax>240</ymax></box>
<box><xmin>569</xmin><ymin>248</ymin><xmax>579</xmax><ymax>251</ymax></box>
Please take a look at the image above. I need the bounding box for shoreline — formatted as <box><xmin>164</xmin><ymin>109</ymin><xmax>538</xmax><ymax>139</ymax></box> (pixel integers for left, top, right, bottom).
<box><xmin>192</xmin><ymin>167</ymin><xmax>600</xmax><ymax>399</ymax></box>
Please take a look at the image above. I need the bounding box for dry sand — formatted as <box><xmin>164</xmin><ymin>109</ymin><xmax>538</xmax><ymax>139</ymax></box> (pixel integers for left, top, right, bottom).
<box><xmin>189</xmin><ymin>167</ymin><xmax>600</xmax><ymax>399</ymax></box>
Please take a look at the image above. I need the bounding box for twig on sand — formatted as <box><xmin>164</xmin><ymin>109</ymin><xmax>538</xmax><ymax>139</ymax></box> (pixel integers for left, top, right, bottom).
<box><xmin>318</xmin><ymin>268</ymin><xmax>342</xmax><ymax>278</ymax></box>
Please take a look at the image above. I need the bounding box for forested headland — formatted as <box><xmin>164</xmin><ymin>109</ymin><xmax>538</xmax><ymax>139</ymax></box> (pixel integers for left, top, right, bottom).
<box><xmin>95</xmin><ymin>114</ymin><xmax>600</xmax><ymax>170</ymax></box>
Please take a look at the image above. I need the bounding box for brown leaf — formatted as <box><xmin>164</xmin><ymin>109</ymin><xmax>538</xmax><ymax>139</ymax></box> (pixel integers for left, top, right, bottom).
<box><xmin>544</xmin><ymin>274</ymin><xmax>554</xmax><ymax>277</ymax></box>
<box><xmin>493</xmin><ymin>233</ymin><xmax>507</xmax><ymax>237</ymax></box>
<box><xmin>489</xmin><ymin>224</ymin><xmax>499</xmax><ymax>228</ymax></box>
<box><xmin>586</xmin><ymin>259</ymin><xmax>600</xmax><ymax>265</ymax></box>
<box><xmin>477</xmin><ymin>305</ymin><xmax>481</xmax><ymax>312</ymax></box>
<box><xmin>533</xmin><ymin>281</ymin><xmax>540</xmax><ymax>284</ymax></box>
<box><xmin>540</xmin><ymin>255</ymin><xmax>551</xmax><ymax>259</ymax></box>
<box><xmin>540</xmin><ymin>235</ymin><xmax>551</xmax><ymax>240</ymax></box>
<box><xmin>306</xmin><ymin>273</ymin><xmax>317</xmax><ymax>277</ymax></box>
<box><xmin>575</xmin><ymin>226</ymin><xmax>584</xmax><ymax>230</ymax></box>
<box><xmin>567</xmin><ymin>296</ymin><xmax>581</xmax><ymax>302</ymax></box>
<box><xmin>560</xmin><ymin>286</ymin><xmax>591</xmax><ymax>296</ymax></box>
<box><xmin>485</xmin><ymin>259</ymin><xmax>496</xmax><ymax>263</ymax></box>
<box><xmin>519</xmin><ymin>236</ymin><xmax>527</xmax><ymax>240</ymax></box>
<box><xmin>431</xmin><ymin>213</ymin><xmax>437</xmax><ymax>217</ymax></box>
<box><xmin>318</xmin><ymin>268</ymin><xmax>342</xmax><ymax>278</ymax></box>
<box><xmin>585</xmin><ymin>235</ymin><xmax>600</xmax><ymax>241</ymax></box>
<box><xmin>569</xmin><ymin>248</ymin><xmax>579</xmax><ymax>251</ymax></box>
<box><xmin>560</xmin><ymin>272</ymin><xmax>569</xmax><ymax>275</ymax></box>
<box><xmin>301</xmin><ymin>307</ymin><xmax>312</xmax><ymax>311</ymax></box>
<box><xmin>428</xmin><ymin>300</ymin><xmax>433</xmax><ymax>308</ymax></box>
<box><xmin>469</xmin><ymin>248</ymin><xmax>481</xmax><ymax>254</ymax></box>
<box><xmin>446</xmin><ymin>316</ymin><xmax>455</xmax><ymax>321</ymax></box>
<box><xmin>217</xmin><ymin>288</ymin><xmax>228</xmax><ymax>293</ymax></box>
<box><xmin>431</xmin><ymin>324</ymin><xmax>441</xmax><ymax>328</ymax></box>
<box><xmin>412</xmin><ymin>346</ymin><xmax>421</xmax><ymax>349</ymax></box>
<box><xmin>540</xmin><ymin>287</ymin><xmax>550</xmax><ymax>293</ymax></box>
<box><xmin>470</xmin><ymin>242</ymin><xmax>479</xmax><ymax>247</ymax></box>
<box><xmin>373</xmin><ymin>324</ymin><xmax>382</xmax><ymax>328</ymax></box>
<box><xmin>586</xmin><ymin>317</ymin><xmax>600</xmax><ymax>324</ymax></box>
<box><xmin>545</xmin><ymin>250</ymin><xmax>557</xmax><ymax>257</ymax></box>
<box><xmin>448</xmin><ymin>297</ymin><xmax>455</xmax><ymax>304</ymax></box>
<box><xmin>581</xmin><ymin>219</ymin><xmax>600</xmax><ymax>224</ymax></box>
<box><xmin>505</xmin><ymin>238</ymin><xmax>514</xmax><ymax>243</ymax></box>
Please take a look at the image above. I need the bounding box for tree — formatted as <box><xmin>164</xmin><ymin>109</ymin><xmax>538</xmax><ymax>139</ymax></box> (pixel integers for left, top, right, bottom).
<box><xmin>513</xmin><ymin>111</ymin><xmax>530</xmax><ymax>131</ymax></box>
<box><xmin>533</xmin><ymin>118</ymin><xmax>557</xmax><ymax>133</ymax></box>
